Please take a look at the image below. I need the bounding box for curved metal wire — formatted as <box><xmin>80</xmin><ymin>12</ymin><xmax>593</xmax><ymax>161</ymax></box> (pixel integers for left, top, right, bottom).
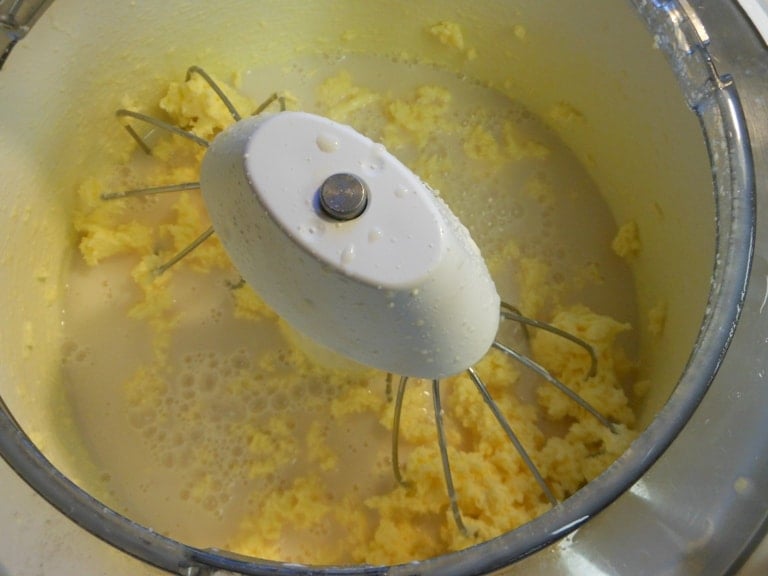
<box><xmin>253</xmin><ymin>92</ymin><xmax>287</xmax><ymax>115</ymax></box>
<box><xmin>500</xmin><ymin>302</ymin><xmax>598</xmax><ymax>378</ymax></box>
<box><xmin>101</xmin><ymin>182</ymin><xmax>200</xmax><ymax>201</ymax></box>
<box><xmin>115</xmin><ymin>109</ymin><xmax>210</xmax><ymax>153</ymax></box>
<box><xmin>154</xmin><ymin>226</ymin><xmax>215</xmax><ymax>276</ymax></box>
<box><xmin>491</xmin><ymin>340</ymin><xmax>616</xmax><ymax>433</ymax></box>
<box><xmin>391</xmin><ymin>375</ymin><xmax>409</xmax><ymax>487</ymax></box>
<box><xmin>432</xmin><ymin>378</ymin><xmax>468</xmax><ymax>536</ymax></box>
<box><xmin>466</xmin><ymin>366</ymin><xmax>558</xmax><ymax>506</ymax></box>
<box><xmin>186</xmin><ymin>65</ymin><xmax>242</xmax><ymax>122</ymax></box>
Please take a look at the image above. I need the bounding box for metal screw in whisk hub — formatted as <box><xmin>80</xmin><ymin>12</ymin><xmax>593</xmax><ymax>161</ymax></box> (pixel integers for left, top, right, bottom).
<box><xmin>319</xmin><ymin>173</ymin><xmax>369</xmax><ymax>221</ymax></box>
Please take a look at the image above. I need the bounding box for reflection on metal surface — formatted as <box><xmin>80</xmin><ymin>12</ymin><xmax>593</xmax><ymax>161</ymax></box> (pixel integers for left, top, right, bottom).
<box><xmin>759</xmin><ymin>273</ymin><xmax>768</xmax><ymax>314</ymax></box>
<box><xmin>0</xmin><ymin>0</ymin><xmax>54</xmax><ymax>69</ymax></box>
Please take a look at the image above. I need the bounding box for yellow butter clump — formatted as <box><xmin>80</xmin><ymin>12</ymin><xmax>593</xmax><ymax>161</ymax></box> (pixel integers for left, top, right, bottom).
<box><xmin>612</xmin><ymin>220</ymin><xmax>642</xmax><ymax>259</ymax></box>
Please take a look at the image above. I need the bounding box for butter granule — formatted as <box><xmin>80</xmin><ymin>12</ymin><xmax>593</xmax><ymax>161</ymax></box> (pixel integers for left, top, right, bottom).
<box><xmin>612</xmin><ymin>220</ymin><xmax>642</xmax><ymax>259</ymax></box>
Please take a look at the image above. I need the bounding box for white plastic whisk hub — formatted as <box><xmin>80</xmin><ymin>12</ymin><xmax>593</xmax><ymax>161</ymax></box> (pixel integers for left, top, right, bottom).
<box><xmin>200</xmin><ymin>111</ymin><xmax>500</xmax><ymax>378</ymax></box>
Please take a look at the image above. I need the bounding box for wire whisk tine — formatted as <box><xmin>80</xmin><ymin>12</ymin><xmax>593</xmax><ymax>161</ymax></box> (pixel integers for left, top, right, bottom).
<box><xmin>253</xmin><ymin>92</ymin><xmax>287</xmax><ymax>116</ymax></box>
<box><xmin>432</xmin><ymin>378</ymin><xmax>469</xmax><ymax>536</ymax></box>
<box><xmin>116</xmin><ymin>66</ymin><xmax>250</xmax><ymax>156</ymax></box>
<box><xmin>466</xmin><ymin>366</ymin><xmax>558</xmax><ymax>506</ymax></box>
<box><xmin>501</xmin><ymin>302</ymin><xmax>598</xmax><ymax>378</ymax></box>
<box><xmin>154</xmin><ymin>225</ymin><xmax>215</xmax><ymax>276</ymax></box>
<box><xmin>491</xmin><ymin>339</ymin><xmax>616</xmax><ymax>433</ymax></box>
<box><xmin>116</xmin><ymin>109</ymin><xmax>210</xmax><ymax>153</ymax></box>
<box><xmin>106</xmin><ymin>66</ymin><xmax>259</xmax><ymax>274</ymax></box>
<box><xmin>391</xmin><ymin>375</ymin><xmax>409</xmax><ymax>487</ymax></box>
<box><xmin>186</xmin><ymin>65</ymin><xmax>243</xmax><ymax>122</ymax></box>
<box><xmin>101</xmin><ymin>182</ymin><xmax>201</xmax><ymax>201</ymax></box>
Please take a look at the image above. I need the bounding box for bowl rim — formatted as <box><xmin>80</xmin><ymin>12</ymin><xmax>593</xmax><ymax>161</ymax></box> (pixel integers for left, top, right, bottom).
<box><xmin>0</xmin><ymin>1</ymin><xmax>757</xmax><ymax>574</ymax></box>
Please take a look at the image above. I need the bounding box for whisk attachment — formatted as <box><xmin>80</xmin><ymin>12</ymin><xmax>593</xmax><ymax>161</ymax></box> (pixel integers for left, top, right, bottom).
<box><xmin>391</xmin><ymin>302</ymin><xmax>615</xmax><ymax>534</ymax></box>
<box><xmin>103</xmin><ymin>65</ymin><xmax>502</xmax><ymax>379</ymax></box>
<box><xmin>104</xmin><ymin>65</ymin><xmax>616</xmax><ymax>536</ymax></box>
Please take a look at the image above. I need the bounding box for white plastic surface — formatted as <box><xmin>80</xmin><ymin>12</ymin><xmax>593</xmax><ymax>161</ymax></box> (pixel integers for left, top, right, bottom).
<box><xmin>200</xmin><ymin>111</ymin><xmax>500</xmax><ymax>379</ymax></box>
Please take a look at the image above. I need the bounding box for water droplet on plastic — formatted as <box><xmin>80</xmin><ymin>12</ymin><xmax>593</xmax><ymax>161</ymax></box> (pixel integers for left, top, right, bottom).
<box><xmin>364</xmin><ymin>145</ymin><xmax>387</xmax><ymax>172</ymax></box>
<box><xmin>341</xmin><ymin>244</ymin><xmax>356</xmax><ymax>264</ymax></box>
<box><xmin>316</xmin><ymin>133</ymin><xmax>340</xmax><ymax>153</ymax></box>
<box><xmin>307</xmin><ymin>220</ymin><xmax>326</xmax><ymax>237</ymax></box>
<box><xmin>368</xmin><ymin>227</ymin><xmax>383</xmax><ymax>242</ymax></box>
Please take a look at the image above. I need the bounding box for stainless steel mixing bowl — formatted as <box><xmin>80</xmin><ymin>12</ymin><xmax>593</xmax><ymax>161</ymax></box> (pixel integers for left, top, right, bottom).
<box><xmin>0</xmin><ymin>1</ymin><xmax>765</xmax><ymax>574</ymax></box>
